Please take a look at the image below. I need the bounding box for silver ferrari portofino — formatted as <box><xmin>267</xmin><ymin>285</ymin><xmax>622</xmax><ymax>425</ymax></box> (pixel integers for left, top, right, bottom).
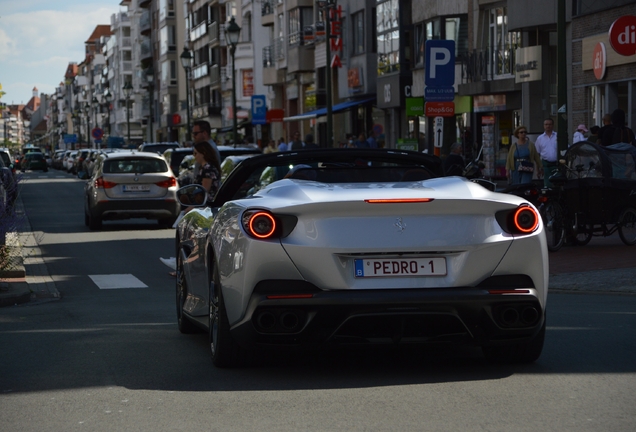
<box><xmin>175</xmin><ymin>149</ymin><xmax>548</xmax><ymax>367</ymax></box>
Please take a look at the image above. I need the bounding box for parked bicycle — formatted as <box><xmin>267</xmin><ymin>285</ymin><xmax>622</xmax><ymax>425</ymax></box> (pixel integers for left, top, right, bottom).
<box><xmin>537</xmin><ymin>141</ymin><xmax>636</xmax><ymax>252</ymax></box>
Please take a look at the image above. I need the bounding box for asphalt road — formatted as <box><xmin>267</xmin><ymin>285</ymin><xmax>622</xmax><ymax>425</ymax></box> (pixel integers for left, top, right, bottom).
<box><xmin>1</xmin><ymin>171</ymin><xmax>635</xmax><ymax>431</ymax></box>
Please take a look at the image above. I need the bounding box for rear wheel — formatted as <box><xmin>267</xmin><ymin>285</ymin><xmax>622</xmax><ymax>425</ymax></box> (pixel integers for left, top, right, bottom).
<box><xmin>541</xmin><ymin>201</ymin><xmax>565</xmax><ymax>251</ymax></box>
<box><xmin>176</xmin><ymin>252</ymin><xmax>198</xmax><ymax>334</ymax></box>
<box><xmin>482</xmin><ymin>319</ymin><xmax>546</xmax><ymax>364</ymax></box>
<box><xmin>572</xmin><ymin>225</ymin><xmax>593</xmax><ymax>246</ymax></box>
<box><xmin>209</xmin><ymin>261</ymin><xmax>242</xmax><ymax>368</ymax></box>
<box><xmin>618</xmin><ymin>207</ymin><xmax>636</xmax><ymax>246</ymax></box>
<box><xmin>88</xmin><ymin>211</ymin><xmax>102</xmax><ymax>230</ymax></box>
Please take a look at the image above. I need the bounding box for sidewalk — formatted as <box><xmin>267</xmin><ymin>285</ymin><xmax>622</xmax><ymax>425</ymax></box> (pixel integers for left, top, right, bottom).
<box><xmin>0</xmin><ymin>197</ymin><xmax>59</xmax><ymax>307</ymax></box>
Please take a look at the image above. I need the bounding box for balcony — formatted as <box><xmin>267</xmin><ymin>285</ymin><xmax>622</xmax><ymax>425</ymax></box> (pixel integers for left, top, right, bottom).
<box><xmin>121</xmin><ymin>36</ymin><xmax>132</xmax><ymax>50</ymax></box>
<box><xmin>140</xmin><ymin>10</ymin><xmax>151</xmax><ymax>35</ymax></box>
<box><xmin>209</xmin><ymin>21</ymin><xmax>219</xmax><ymax>44</ymax></box>
<box><xmin>287</xmin><ymin>43</ymin><xmax>313</xmax><ymax>73</ymax></box>
<box><xmin>111</xmin><ymin>12</ymin><xmax>130</xmax><ymax>29</ymax></box>
<box><xmin>274</xmin><ymin>36</ymin><xmax>285</xmax><ymax>61</ymax></box>
<box><xmin>262</xmin><ymin>1</ymin><xmax>274</xmax><ymax>26</ymax></box>
<box><xmin>210</xmin><ymin>64</ymin><xmax>220</xmax><ymax>85</ymax></box>
<box><xmin>192</xmin><ymin>63</ymin><xmax>209</xmax><ymax>80</ymax></box>
<box><xmin>190</xmin><ymin>20</ymin><xmax>209</xmax><ymax>42</ymax></box>
<box><xmin>140</xmin><ymin>37</ymin><xmax>152</xmax><ymax>61</ymax></box>
<box><xmin>461</xmin><ymin>46</ymin><xmax>516</xmax><ymax>84</ymax></box>
<box><xmin>121</xmin><ymin>61</ymin><xmax>133</xmax><ymax>74</ymax></box>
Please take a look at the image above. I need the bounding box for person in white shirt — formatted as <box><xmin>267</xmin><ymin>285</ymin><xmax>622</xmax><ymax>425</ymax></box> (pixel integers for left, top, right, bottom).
<box><xmin>534</xmin><ymin>118</ymin><xmax>558</xmax><ymax>187</ymax></box>
<box><xmin>573</xmin><ymin>124</ymin><xmax>588</xmax><ymax>145</ymax></box>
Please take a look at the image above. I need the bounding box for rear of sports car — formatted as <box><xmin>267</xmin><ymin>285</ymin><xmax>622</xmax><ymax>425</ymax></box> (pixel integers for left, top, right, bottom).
<box><xmin>222</xmin><ymin>177</ymin><xmax>548</xmax><ymax>362</ymax></box>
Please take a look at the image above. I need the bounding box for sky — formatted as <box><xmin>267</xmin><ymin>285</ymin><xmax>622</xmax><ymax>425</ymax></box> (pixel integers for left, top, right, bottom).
<box><xmin>0</xmin><ymin>0</ymin><xmax>122</xmax><ymax>105</ymax></box>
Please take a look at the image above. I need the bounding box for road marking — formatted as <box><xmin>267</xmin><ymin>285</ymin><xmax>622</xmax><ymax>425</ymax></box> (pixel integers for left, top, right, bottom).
<box><xmin>89</xmin><ymin>274</ymin><xmax>148</xmax><ymax>289</ymax></box>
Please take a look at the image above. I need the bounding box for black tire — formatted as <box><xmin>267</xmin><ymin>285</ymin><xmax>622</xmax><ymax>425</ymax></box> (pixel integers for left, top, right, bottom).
<box><xmin>176</xmin><ymin>252</ymin><xmax>198</xmax><ymax>334</ymax></box>
<box><xmin>618</xmin><ymin>207</ymin><xmax>636</xmax><ymax>246</ymax></box>
<box><xmin>541</xmin><ymin>201</ymin><xmax>565</xmax><ymax>252</ymax></box>
<box><xmin>88</xmin><ymin>211</ymin><xmax>102</xmax><ymax>230</ymax></box>
<box><xmin>209</xmin><ymin>261</ymin><xmax>242</xmax><ymax>368</ymax></box>
<box><xmin>84</xmin><ymin>211</ymin><xmax>89</xmax><ymax>227</ymax></box>
<box><xmin>482</xmin><ymin>319</ymin><xmax>546</xmax><ymax>364</ymax></box>
<box><xmin>572</xmin><ymin>225</ymin><xmax>593</xmax><ymax>246</ymax></box>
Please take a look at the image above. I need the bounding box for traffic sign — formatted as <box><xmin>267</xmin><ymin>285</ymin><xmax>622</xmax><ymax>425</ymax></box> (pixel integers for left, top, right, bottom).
<box><xmin>434</xmin><ymin>117</ymin><xmax>444</xmax><ymax>148</ymax></box>
<box><xmin>425</xmin><ymin>40</ymin><xmax>456</xmax><ymax>87</ymax></box>
<box><xmin>92</xmin><ymin>127</ymin><xmax>104</xmax><ymax>140</ymax></box>
<box><xmin>63</xmin><ymin>134</ymin><xmax>77</xmax><ymax>144</ymax></box>
<box><xmin>425</xmin><ymin>102</ymin><xmax>455</xmax><ymax>117</ymax></box>
<box><xmin>425</xmin><ymin>86</ymin><xmax>455</xmax><ymax>102</ymax></box>
<box><xmin>251</xmin><ymin>95</ymin><xmax>267</xmax><ymax>125</ymax></box>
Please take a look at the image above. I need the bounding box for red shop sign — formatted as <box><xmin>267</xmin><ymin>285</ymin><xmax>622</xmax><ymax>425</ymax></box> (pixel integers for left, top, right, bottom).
<box><xmin>609</xmin><ymin>15</ymin><xmax>636</xmax><ymax>56</ymax></box>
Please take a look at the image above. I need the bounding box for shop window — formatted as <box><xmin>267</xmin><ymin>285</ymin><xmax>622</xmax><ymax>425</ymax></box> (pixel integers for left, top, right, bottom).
<box><xmin>376</xmin><ymin>0</ymin><xmax>400</xmax><ymax>75</ymax></box>
<box><xmin>485</xmin><ymin>7</ymin><xmax>519</xmax><ymax>77</ymax></box>
<box><xmin>352</xmin><ymin>11</ymin><xmax>364</xmax><ymax>55</ymax></box>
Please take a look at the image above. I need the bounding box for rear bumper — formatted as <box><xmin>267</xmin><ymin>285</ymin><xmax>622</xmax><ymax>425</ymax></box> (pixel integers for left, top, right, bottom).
<box><xmin>229</xmin><ymin>281</ymin><xmax>545</xmax><ymax>349</ymax></box>
<box><xmin>91</xmin><ymin>198</ymin><xmax>180</xmax><ymax>220</ymax></box>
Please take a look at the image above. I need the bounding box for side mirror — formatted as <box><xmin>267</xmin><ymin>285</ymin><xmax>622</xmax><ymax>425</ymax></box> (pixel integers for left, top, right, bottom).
<box><xmin>177</xmin><ymin>184</ymin><xmax>208</xmax><ymax>207</ymax></box>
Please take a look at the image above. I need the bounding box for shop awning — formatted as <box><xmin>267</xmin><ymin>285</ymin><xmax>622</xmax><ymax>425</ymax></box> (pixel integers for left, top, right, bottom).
<box><xmin>283</xmin><ymin>97</ymin><xmax>375</xmax><ymax>122</ymax></box>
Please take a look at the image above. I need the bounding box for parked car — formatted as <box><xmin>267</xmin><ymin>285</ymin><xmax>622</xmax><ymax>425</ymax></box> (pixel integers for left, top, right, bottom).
<box><xmin>65</xmin><ymin>150</ymin><xmax>79</xmax><ymax>173</ymax></box>
<box><xmin>21</xmin><ymin>152</ymin><xmax>48</xmax><ymax>172</ymax></box>
<box><xmin>138</xmin><ymin>142</ymin><xmax>180</xmax><ymax>155</ymax></box>
<box><xmin>52</xmin><ymin>150</ymin><xmax>66</xmax><ymax>170</ymax></box>
<box><xmin>173</xmin><ymin>148</ymin><xmax>548</xmax><ymax>367</ymax></box>
<box><xmin>75</xmin><ymin>149</ymin><xmax>91</xmax><ymax>174</ymax></box>
<box><xmin>175</xmin><ymin>145</ymin><xmax>262</xmax><ymax>186</ymax></box>
<box><xmin>84</xmin><ymin>150</ymin><xmax>180</xmax><ymax>230</ymax></box>
<box><xmin>0</xmin><ymin>148</ymin><xmax>17</xmax><ymax>208</ymax></box>
<box><xmin>163</xmin><ymin>148</ymin><xmax>193</xmax><ymax>178</ymax></box>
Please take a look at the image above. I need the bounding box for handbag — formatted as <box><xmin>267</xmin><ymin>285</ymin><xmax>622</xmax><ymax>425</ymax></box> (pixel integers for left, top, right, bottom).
<box><xmin>515</xmin><ymin>147</ymin><xmax>534</xmax><ymax>173</ymax></box>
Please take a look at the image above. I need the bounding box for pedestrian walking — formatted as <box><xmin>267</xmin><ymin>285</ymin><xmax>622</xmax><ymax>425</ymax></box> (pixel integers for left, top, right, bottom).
<box><xmin>534</xmin><ymin>118</ymin><xmax>558</xmax><ymax>187</ymax></box>
<box><xmin>599</xmin><ymin>108</ymin><xmax>636</xmax><ymax>146</ymax></box>
<box><xmin>573</xmin><ymin>124</ymin><xmax>588</xmax><ymax>145</ymax></box>
<box><xmin>506</xmin><ymin>126</ymin><xmax>542</xmax><ymax>185</ymax></box>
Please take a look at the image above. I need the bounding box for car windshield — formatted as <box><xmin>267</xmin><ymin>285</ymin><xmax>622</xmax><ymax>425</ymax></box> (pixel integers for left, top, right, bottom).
<box><xmin>103</xmin><ymin>158</ymin><xmax>168</xmax><ymax>174</ymax></box>
<box><xmin>225</xmin><ymin>155</ymin><xmax>439</xmax><ymax>201</ymax></box>
<box><xmin>27</xmin><ymin>153</ymin><xmax>44</xmax><ymax>160</ymax></box>
<box><xmin>0</xmin><ymin>153</ymin><xmax>10</xmax><ymax>166</ymax></box>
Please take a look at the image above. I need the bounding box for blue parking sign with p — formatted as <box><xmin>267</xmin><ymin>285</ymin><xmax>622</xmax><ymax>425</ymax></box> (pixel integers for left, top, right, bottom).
<box><xmin>425</xmin><ymin>40</ymin><xmax>456</xmax><ymax>87</ymax></box>
<box><xmin>251</xmin><ymin>95</ymin><xmax>267</xmax><ymax>125</ymax></box>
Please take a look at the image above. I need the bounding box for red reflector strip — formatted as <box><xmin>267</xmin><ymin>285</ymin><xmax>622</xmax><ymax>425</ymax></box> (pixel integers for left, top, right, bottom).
<box><xmin>266</xmin><ymin>294</ymin><xmax>314</xmax><ymax>300</ymax></box>
<box><xmin>365</xmin><ymin>198</ymin><xmax>434</xmax><ymax>203</ymax></box>
<box><xmin>488</xmin><ymin>289</ymin><xmax>531</xmax><ymax>295</ymax></box>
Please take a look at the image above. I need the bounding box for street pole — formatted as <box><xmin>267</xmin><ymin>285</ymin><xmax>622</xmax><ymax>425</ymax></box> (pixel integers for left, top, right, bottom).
<box><xmin>324</xmin><ymin>2</ymin><xmax>333</xmax><ymax>148</ymax></box>
<box><xmin>148</xmin><ymin>84</ymin><xmax>154</xmax><ymax>142</ymax></box>
<box><xmin>556</xmin><ymin>0</ymin><xmax>568</xmax><ymax>157</ymax></box>
<box><xmin>231</xmin><ymin>46</ymin><xmax>237</xmax><ymax>145</ymax></box>
<box><xmin>85</xmin><ymin>104</ymin><xmax>91</xmax><ymax>149</ymax></box>
<box><xmin>126</xmin><ymin>97</ymin><xmax>131</xmax><ymax>145</ymax></box>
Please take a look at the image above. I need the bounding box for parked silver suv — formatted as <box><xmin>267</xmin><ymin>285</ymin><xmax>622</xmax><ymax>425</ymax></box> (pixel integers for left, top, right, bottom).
<box><xmin>84</xmin><ymin>151</ymin><xmax>180</xmax><ymax>230</ymax></box>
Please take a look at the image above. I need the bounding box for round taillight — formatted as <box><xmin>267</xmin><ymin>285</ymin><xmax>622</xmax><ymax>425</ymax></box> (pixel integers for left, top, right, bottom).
<box><xmin>247</xmin><ymin>211</ymin><xmax>277</xmax><ymax>239</ymax></box>
<box><xmin>513</xmin><ymin>206</ymin><xmax>539</xmax><ymax>233</ymax></box>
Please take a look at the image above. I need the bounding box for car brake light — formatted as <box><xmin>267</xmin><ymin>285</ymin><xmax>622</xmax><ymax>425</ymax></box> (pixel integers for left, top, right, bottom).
<box><xmin>243</xmin><ymin>210</ymin><xmax>277</xmax><ymax>239</ymax></box>
<box><xmin>155</xmin><ymin>177</ymin><xmax>177</xmax><ymax>188</ymax></box>
<box><xmin>513</xmin><ymin>206</ymin><xmax>539</xmax><ymax>233</ymax></box>
<box><xmin>95</xmin><ymin>177</ymin><xmax>117</xmax><ymax>189</ymax></box>
<box><xmin>365</xmin><ymin>198</ymin><xmax>434</xmax><ymax>203</ymax></box>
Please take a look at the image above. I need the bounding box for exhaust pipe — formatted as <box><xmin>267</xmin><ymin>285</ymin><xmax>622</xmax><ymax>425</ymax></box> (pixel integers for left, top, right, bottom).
<box><xmin>500</xmin><ymin>308</ymin><xmax>519</xmax><ymax>326</ymax></box>
<box><xmin>521</xmin><ymin>307</ymin><xmax>539</xmax><ymax>326</ymax></box>
<box><xmin>256</xmin><ymin>311</ymin><xmax>277</xmax><ymax>330</ymax></box>
<box><xmin>280</xmin><ymin>312</ymin><xmax>300</xmax><ymax>330</ymax></box>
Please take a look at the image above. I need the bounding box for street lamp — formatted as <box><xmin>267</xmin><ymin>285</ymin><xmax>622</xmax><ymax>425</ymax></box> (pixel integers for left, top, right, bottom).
<box><xmin>225</xmin><ymin>16</ymin><xmax>241</xmax><ymax>145</ymax></box>
<box><xmin>91</xmin><ymin>96</ymin><xmax>99</xmax><ymax>148</ymax></box>
<box><xmin>145</xmin><ymin>66</ymin><xmax>155</xmax><ymax>143</ymax></box>
<box><xmin>103</xmin><ymin>89</ymin><xmax>112</xmax><ymax>139</ymax></box>
<box><xmin>123</xmin><ymin>81</ymin><xmax>133</xmax><ymax>146</ymax></box>
<box><xmin>84</xmin><ymin>101</ymin><xmax>91</xmax><ymax>148</ymax></box>
<box><xmin>180</xmin><ymin>47</ymin><xmax>194</xmax><ymax>141</ymax></box>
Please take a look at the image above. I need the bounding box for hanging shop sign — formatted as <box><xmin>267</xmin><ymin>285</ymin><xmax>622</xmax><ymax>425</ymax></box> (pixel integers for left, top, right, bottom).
<box><xmin>609</xmin><ymin>15</ymin><xmax>636</xmax><ymax>56</ymax></box>
<box><xmin>593</xmin><ymin>42</ymin><xmax>607</xmax><ymax>80</ymax></box>
<box><xmin>515</xmin><ymin>46</ymin><xmax>542</xmax><ymax>83</ymax></box>
<box><xmin>329</xmin><ymin>6</ymin><xmax>343</xmax><ymax>68</ymax></box>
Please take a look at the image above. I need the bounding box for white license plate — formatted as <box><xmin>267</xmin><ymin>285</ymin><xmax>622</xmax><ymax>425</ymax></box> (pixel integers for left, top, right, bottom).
<box><xmin>354</xmin><ymin>258</ymin><xmax>447</xmax><ymax>278</ymax></box>
<box><xmin>123</xmin><ymin>185</ymin><xmax>150</xmax><ymax>192</ymax></box>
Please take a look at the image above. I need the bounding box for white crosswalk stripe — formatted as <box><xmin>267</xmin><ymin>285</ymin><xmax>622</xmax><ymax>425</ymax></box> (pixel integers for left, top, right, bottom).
<box><xmin>89</xmin><ymin>274</ymin><xmax>148</xmax><ymax>289</ymax></box>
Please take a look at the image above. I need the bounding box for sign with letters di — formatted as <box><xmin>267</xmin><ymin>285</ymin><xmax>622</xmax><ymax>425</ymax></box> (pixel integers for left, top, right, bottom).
<box><xmin>425</xmin><ymin>40</ymin><xmax>456</xmax><ymax>87</ymax></box>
